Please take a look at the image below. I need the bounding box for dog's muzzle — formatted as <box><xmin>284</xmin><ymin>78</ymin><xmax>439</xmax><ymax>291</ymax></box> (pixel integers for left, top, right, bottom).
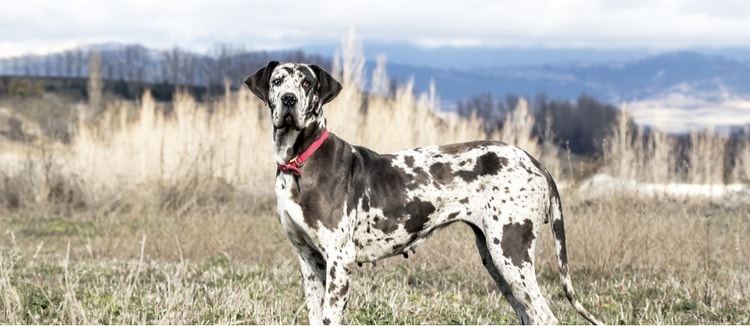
<box><xmin>276</xmin><ymin>93</ymin><xmax>301</xmax><ymax>129</ymax></box>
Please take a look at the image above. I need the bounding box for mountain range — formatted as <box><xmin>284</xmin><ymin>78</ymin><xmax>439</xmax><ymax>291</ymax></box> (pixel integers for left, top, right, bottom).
<box><xmin>339</xmin><ymin>46</ymin><xmax>750</xmax><ymax>106</ymax></box>
<box><xmin>2</xmin><ymin>43</ymin><xmax>750</xmax><ymax>132</ymax></box>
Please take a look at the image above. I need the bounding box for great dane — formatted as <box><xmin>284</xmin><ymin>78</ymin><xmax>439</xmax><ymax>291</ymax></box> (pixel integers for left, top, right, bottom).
<box><xmin>245</xmin><ymin>61</ymin><xmax>601</xmax><ymax>325</ymax></box>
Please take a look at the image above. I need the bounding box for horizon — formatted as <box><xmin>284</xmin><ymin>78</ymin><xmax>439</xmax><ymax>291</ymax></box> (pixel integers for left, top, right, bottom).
<box><xmin>3</xmin><ymin>40</ymin><xmax>750</xmax><ymax>68</ymax></box>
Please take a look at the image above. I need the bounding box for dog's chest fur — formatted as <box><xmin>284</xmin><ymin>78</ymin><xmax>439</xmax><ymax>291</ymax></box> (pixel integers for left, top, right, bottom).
<box><xmin>275</xmin><ymin>136</ymin><xmax>551</xmax><ymax>263</ymax></box>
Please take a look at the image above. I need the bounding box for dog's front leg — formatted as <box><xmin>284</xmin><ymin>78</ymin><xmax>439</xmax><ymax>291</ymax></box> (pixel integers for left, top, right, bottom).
<box><xmin>320</xmin><ymin>244</ymin><xmax>356</xmax><ymax>325</ymax></box>
<box><xmin>296</xmin><ymin>247</ymin><xmax>327</xmax><ymax>324</ymax></box>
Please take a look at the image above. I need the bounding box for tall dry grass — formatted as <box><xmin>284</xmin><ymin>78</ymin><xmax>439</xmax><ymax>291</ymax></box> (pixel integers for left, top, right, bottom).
<box><xmin>72</xmin><ymin>87</ymin><xmax>274</xmax><ymax>213</ymax></box>
<box><xmin>687</xmin><ymin>127</ymin><xmax>727</xmax><ymax>184</ymax></box>
<box><xmin>8</xmin><ymin>30</ymin><xmax>750</xmax><ymax>218</ymax></box>
<box><xmin>602</xmin><ymin>105</ymin><xmax>750</xmax><ymax>185</ymax></box>
<box><xmin>732</xmin><ymin>127</ymin><xmax>750</xmax><ymax>183</ymax></box>
<box><xmin>2</xmin><ymin>30</ymin><xmax>545</xmax><ymax>217</ymax></box>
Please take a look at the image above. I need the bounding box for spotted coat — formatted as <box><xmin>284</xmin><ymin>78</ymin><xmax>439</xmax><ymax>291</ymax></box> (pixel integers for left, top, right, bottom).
<box><xmin>245</xmin><ymin>61</ymin><xmax>602</xmax><ymax>325</ymax></box>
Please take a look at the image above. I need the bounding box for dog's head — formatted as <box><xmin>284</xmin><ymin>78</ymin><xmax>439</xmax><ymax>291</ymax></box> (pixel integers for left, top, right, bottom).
<box><xmin>245</xmin><ymin>61</ymin><xmax>342</xmax><ymax>131</ymax></box>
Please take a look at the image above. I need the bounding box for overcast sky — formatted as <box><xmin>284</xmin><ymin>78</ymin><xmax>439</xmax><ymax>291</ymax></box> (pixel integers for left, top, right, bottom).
<box><xmin>2</xmin><ymin>0</ymin><xmax>750</xmax><ymax>57</ymax></box>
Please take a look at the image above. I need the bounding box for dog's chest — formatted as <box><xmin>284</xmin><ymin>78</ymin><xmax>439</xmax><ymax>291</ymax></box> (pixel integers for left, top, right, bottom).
<box><xmin>275</xmin><ymin>172</ymin><xmax>355</xmax><ymax>253</ymax></box>
<box><xmin>275</xmin><ymin>174</ymin><xmax>316</xmax><ymax>246</ymax></box>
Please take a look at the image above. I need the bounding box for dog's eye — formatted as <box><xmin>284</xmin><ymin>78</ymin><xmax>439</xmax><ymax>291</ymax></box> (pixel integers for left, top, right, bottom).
<box><xmin>301</xmin><ymin>80</ymin><xmax>310</xmax><ymax>88</ymax></box>
<box><xmin>272</xmin><ymin>78</ymin><xmax>282</xmax><ymax>86</ymax></box>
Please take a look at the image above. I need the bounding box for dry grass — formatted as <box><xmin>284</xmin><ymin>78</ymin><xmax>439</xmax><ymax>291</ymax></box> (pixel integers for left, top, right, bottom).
<box><xmin>0</xmin><ymin>31</ymin><xmax>749</xmax><ymax>324</ymax></box>
<box><xmin>0</xmin><ymin>194</ymin><xmax>748</xmax><ymax>324</ymax></box>
<box><xmin>603</xmin><ymin>106</ymin><xmax>750</xmax><ymax>185</ymax></box>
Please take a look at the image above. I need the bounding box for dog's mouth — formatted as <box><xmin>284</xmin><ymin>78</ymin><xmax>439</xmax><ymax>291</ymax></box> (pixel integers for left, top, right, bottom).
<box><xmin>274</xmin><ymin>111</ymin><xmax>303</xmax><ymax>131</ymax></box>
<box><xmin>283</xmin><ymin>114</ymin><xmax>295</xmax><ymax>126</ymax></box>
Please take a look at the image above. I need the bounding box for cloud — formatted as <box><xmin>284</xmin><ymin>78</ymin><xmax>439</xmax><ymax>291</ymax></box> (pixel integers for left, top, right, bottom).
<box><xmin>2</xmin><ymin>0</ymin><xmax>750</xmax><ymax>57</ymax></box>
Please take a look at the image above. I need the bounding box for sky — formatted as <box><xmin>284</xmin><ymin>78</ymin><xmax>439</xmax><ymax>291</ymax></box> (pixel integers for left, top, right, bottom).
<box><xmin>2</xmin><ymin>0</ymin><xmax>750</xmax><ymax>57</ymax></box>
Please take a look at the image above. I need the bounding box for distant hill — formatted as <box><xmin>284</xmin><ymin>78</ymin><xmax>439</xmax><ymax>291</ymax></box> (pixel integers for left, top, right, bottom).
<box><xmin>3</xmin><ymin>43</ymin><xmax>750</xmax><ymax>110</ymax></box>
<box><xmin>374</xmin><ymin>51</ymin><xmax>750</xmax><ymax>106</ymax></box>
<box><xmin>0</xmin><ymin>43</ymin><xmax>329</xmax><ymax>94</ymax></box>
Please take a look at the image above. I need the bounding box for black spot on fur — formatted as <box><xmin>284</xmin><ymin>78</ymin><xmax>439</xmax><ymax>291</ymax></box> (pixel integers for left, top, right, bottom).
<box><xmin>329</xmin><ymin>294</ymin><xmax>339</xmax><ymax>306</ymax></box>
<box><xmin>407</xmin><ymin>167</ymin><xmax>431</xmax><ymax>190</ymax></box>
<box><xmin>373</xmin><ymin>217</ymin><xmax>399</xmax><ymax>234</ymax></box>
<box><xmin>553</xmin><ymin>218</ymin><xmax>568</xmax><ymax>266</ymax></box>
<box><xmin>457</xmin><ymin>152</ymin><xmax>506</xmax><ymax>182</ymax></box>
<box><xmin>323</xmin><ymin>318</ymin><xmax>331</xmax><ymax>325</ymax></box>
<box><xmin>429</xmin><ymin>162</ymin><xmax>454</xmax><ymax>185</ymax></box>
<box><xmin>404</xmin><ymin>155</ymin><xmax>415</xmax><ymax>167</ymax></box>
<box><xmin>439</xmin><ymin>140</ymin><xmax>494</xmax><ymax>155</ymax></box>
<box><xmin>459</xmin><ymin>197</ymin><xmax>469</xmax><ymax>204</ymax></box>
<box><xmin>501</xmin><ymin>219</ymin><xmax>535</xmax><ymax>267</ymax></box>
<box><xmin>328</xmin><ymin>265</ymin><xmax>337</xmax><ymax>283</ymax></box>
<box><xmin>403</xmin><ymin>198</ymin><xmax>436</xmax><ymax>233</ymax></box>
<box><xmin>447</xmin><ymin>211</ymin><xmax>460</xmax><ymax>220</ymax></box>
<box><xmin>338</xmin><ymin>280</ymin><xmax>350</xmax><ymax>297</ymax></box>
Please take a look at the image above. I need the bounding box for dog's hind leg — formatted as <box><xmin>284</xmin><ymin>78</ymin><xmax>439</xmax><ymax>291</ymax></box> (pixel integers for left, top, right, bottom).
<box><xmin>296</xmin><ymin>247</ymin><xmax>327</xmax><ymax>325</ymax></box>
<box><xmin>470</xmin><ymin>223</ymin><xmax>558</xmax><ymax>325</ymax></box>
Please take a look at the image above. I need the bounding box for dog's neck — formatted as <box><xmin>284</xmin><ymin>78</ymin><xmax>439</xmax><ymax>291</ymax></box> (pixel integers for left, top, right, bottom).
<box><xmin>273</xmin><ymin>118</ymin><xmax>327</xmax><ymax>165</ymax></box>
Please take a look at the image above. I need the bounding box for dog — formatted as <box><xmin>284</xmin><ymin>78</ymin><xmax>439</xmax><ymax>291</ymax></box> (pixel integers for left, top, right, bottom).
<box><xmin>245</xmin><ymin>61</ymin><xmax>602</xmax><ymax>325</ymax></box>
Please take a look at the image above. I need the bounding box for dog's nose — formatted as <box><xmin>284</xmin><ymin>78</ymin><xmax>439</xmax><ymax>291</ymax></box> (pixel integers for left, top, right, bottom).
<box><xmin>281</xmin><ymin>93</ymin><xmax>297</xmax><ymax>107</ymax></box>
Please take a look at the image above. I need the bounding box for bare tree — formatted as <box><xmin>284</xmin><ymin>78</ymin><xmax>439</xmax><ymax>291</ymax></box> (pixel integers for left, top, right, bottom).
<box><xmin>65</xmin><ymin>51</ymin><xmax>75</xmax><ymax>77</ymax></box>
<box><xmin>162</xmin><ymin>47</ymin><xmax>183</xmax><ymax>85</ymax></box>
<box><xmin>88</xmin><ymin>49</ymin><xmax>103</xmax><ymax>117</ymax></box>
<box><xmin>43</xmin><ymin>54</ymin><xmax>52</xmax><ymax>76</ymax></box>
<box><xmin>124</xmin><ymin>45</ymin><xmax>149</xmax><ymax>84</ymax></box>
<box><xmin>75</xmin><ymin>50</ymin><xmax>85</xmax><ymax>77</ymax></box>
<box><xmin>53</xmin><ymin>53</ymin><xmax>64</xmax><ymax>77</ymax></box>
<box><xmin>124</xmin><ymin>45</ymin><xmax>135</xmax><ymax>81</ymax></box>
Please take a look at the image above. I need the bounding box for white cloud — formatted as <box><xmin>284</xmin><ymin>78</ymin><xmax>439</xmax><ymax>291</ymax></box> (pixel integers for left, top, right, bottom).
<box><xmin>1</xmin><ymin>0</ymin><xmax>750</xmax><ymax>57</ymax></box>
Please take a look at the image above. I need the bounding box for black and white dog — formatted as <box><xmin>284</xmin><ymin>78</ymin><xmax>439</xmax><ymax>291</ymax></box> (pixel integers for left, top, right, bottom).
<box><xmin>245</xmin><ymin>61</ymin><xmax>601</xmax><ymax>325</ymax></box>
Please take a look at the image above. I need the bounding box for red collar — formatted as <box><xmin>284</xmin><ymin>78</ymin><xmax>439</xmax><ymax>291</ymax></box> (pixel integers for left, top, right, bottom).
<box><xmin>278</xmin><ymin>129</ymin><xmax>329</xmax><ymax>175</ymax></box>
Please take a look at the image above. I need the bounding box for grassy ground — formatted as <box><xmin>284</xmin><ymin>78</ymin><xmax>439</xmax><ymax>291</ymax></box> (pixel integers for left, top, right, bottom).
<box><xmin>0</xmin><ymin>195</ymin><xmax>747</xmax><ymax>324</ymax></box>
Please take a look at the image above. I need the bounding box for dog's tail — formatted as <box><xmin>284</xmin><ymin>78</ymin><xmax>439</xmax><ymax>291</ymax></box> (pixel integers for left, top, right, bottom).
<box><xmin>547</xmin><ymin>173</ymin><xmax>603</xmax><ymax>325</ymax></box>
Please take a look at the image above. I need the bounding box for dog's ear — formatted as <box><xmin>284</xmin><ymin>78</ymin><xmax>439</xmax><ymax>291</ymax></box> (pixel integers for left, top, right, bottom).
<box><xmin>310</xmin><ymin>65</ymin><xmax>343</xmax><ymax>105</ymax></box>
<box><xmin>245</xmin><ymin>61</ymin><xmax>279</xmax><ymax>102</ymax></box>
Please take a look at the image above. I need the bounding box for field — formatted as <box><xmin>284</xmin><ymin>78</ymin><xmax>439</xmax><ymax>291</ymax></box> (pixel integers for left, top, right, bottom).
<box><xmin>1</xmin><ymin>35</ymin><xmax>749</xmax><ymax>324</ymax></box>
<box><xmin>1</xmin><ymin>194</ymin><xmax>748</xmax><ymax>324</ymax></box>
